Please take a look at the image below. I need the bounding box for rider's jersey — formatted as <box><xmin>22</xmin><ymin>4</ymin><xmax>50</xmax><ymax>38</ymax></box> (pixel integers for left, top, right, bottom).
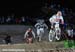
<box><xmin>24</xmin><ymin>30</ymin><xmax>35</xmax><ymax>39</ymax></box>
<box><xmin>35</xmin><ymin>23</ymin><xmax>48</xmax><ymax>30</ymax></box>
<box><xmin>49</xmin><ymin>15</ymin><xmax>64</xmax><ymax>24</ymax></box>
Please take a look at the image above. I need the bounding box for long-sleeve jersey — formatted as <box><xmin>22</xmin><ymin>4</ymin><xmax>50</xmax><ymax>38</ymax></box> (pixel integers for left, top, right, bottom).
<box><xmin>35</xmin><ymin>23</ymin><xmax>48</xmax><ymax>30</ymax></box>
<box><xmin>49</xmin><ymin>15</ymin><xmax>64</xmax><ymax>24</ymax></box>
<box><xmin>24</xmin><ymin>30</ymin><xmax>35</xmax><ymax>39</ymax></box>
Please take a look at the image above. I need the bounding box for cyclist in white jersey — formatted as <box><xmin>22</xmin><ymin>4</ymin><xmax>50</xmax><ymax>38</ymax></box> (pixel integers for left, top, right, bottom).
<box><xmin>49</xmin><ymin>11</ymin><xmax>64</xmax><ymax>41</ymax></box>
<box><xmin>49</xmin><ymin>11</ymin><xmax>64</xmax><ymax>28</ymax></box>
<box><xmin>35</xmin><ymin>20</ymin><xmax>48</xmax><ymax>41</ymax></box>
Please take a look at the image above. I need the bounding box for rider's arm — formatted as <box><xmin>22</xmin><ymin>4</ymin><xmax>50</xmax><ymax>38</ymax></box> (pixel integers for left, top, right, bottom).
<box><xmin>49</xmin><ymin>15</ymin><xmax>55</xmax><ymax>23</ymax></box>
<box><xmin>49</xmin><ymin>17</ymin><xmax>52</xmax><ymax>23</ymax></box>
<box><xmin>35</xmin><ymin>23</ymin><xmax>39</xmax><ymax>28</ymax></box>
<box><xmin>24</xmin><ymin>30</ymin><xmax>29</xmax><ymax>39</ymax></box>
<box><xmin>60</xmin><ymin>16</ymin><xmax>64</xmax><ymax>24</ymax></box>
<box><xmin>44</xmin><ymin>23</ymin><xmax>48</xmax><ymax>29</ymax></box>
<box><xmin>32</xmin><ymin>30</ymin><xmax>35</xmax><ymax>38</ymax></box>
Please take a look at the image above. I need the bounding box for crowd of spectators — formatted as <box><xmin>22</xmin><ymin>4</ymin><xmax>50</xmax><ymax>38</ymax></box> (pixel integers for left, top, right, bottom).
<box><xmin>0</xmin><ymin>14</ymin><xmax>36</xmax><ymax>25</ymax></box>
<box><xmin>0</xmin><ymin>2</ymin><xmax>75</xmax><ymax>27</ymax></box>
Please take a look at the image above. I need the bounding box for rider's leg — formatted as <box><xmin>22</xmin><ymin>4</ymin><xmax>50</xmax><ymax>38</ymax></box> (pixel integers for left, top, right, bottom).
<box><xmin>41</xmin><ymin>30</ymin><xmax>44</xmax><ymax>40</ymax></box>
<box><xmin>49</xmin><ymin>23</ymin><xmax>55</xmax><ymax>42</ymax></box>
<box><xmin>37</xmin><ymin>29</ymin><xmax>41</xmax><ymax>41</ymax></box>
<box><xmin>49</xmin><ymin>23</ymin><xmax>53</xmax><ymax>42</ymax></box>
<box><xmin>37</xmin><ymin>29</ymin><xmax>39</xmax><ymax>37</ymax></box>
<box><xmin>49</xmin><ymin>30</ymin><xmax>53</xmax><ymax>42</ymax></box>
<box><xmin>39</xmin><ymin>30</ymin><xmax>44</xmax><ymax>41</ymax></box>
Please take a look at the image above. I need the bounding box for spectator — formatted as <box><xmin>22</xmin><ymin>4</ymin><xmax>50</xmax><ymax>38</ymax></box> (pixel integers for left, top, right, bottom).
<box><xmin>1</xmin><ymin>16</ymin><xmax>5</xmax><ymax>24</ymax></box>
<box><xmin>15</xmin><ymin>18</ymin><xmax>21</xmax><ymax>24</ymax></box>
<box><xmin>3</xmin><ymin>34</ymin><xmax>12</xmax><ymax>44</ymax></box>
<box><xmin>21</xmin><ymin>16</ymin><xmax>26</xmax><ymax>24</ymax></box>
<box><xmin>0</xmin><ymin>17</ymin><xmax>1</xmax><ymax>24</ymax></box>
<box><xmin>6</xmin><ymin>15</ymin><xmax>11</xmax><ymax>24</ymax></box>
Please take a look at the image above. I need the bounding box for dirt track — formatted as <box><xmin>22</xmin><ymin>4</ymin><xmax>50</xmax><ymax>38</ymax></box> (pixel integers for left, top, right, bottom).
<box><xmin>0</xmin><ymin>25</ymin><xmax>75</xmax><ymax>52</ymax></box>
<box><xmin>0</xmin><ymin>41</ymin><xmax>64</xmax><ymax>49</ymax></box>
<box><xmin>0</xmin><ymin>42</ymin><xmax>75</xmax><ymax>52</ymax></box>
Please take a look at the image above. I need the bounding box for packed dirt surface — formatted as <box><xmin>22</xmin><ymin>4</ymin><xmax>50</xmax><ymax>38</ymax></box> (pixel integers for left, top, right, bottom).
<box><xmin>0</xmin><ymin>25</ymin><xmax>75</xmax><ymax>52</ymax></box>
<box><xmin>0</xmin><ymin>41</ymin><xmax>75</xmax><ymax>52</ymax></box>
<box><xmin>0</xmin><ymin>41</ymin><xmax>64</xmax><ymax>49</ymax></box>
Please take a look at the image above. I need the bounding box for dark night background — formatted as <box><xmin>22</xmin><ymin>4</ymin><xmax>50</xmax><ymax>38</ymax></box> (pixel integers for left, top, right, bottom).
<box><xmin>0</xmin><ymin>0</ymin><xmax>46</xmax><ymax>16</ymax></box>
<box><xmin>0</xmin><ymin>0</ymin><xmax>74</xmax><ymax>16</ymax></box>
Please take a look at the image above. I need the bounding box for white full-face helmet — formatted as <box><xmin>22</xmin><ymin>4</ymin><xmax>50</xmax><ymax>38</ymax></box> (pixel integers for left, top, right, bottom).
<box><xmin>56</xmin><ymin>11</ymin><xmax>62</xmax><ymax>16</ymax></box>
